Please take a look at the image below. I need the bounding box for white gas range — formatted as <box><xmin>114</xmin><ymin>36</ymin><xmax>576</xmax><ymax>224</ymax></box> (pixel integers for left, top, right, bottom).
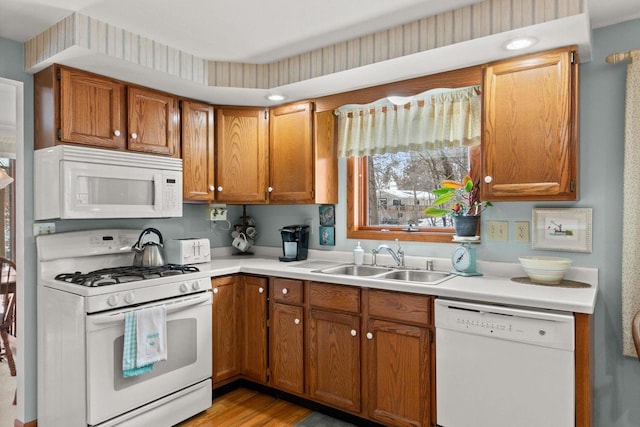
<box><xmin>37</xmin><ymin>229</ymin><xmax>213</xmax><ymax>427</ymax></box>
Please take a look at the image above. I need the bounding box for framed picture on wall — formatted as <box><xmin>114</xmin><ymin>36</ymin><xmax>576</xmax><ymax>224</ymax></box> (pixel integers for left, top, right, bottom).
<box><xmin>319</xmin><ymin>204</ymin><xmax>335</xmax><ymax>226</ymax></box>
<box><xmin>319</xmin><ymin>226</ymin><xmax>335</xmax><ymax>246</ymax></box>
<box><xmin>532</xmin><ymin>208</ymin><xmax>592</xmax><ymax>253</ymax></box>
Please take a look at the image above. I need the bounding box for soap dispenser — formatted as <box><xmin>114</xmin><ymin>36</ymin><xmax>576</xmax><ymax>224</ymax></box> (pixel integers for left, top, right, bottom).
<box><xmin>353</xmin><ymin>242</ymin><xmax>364</xmax><ymax>265</ymax></box>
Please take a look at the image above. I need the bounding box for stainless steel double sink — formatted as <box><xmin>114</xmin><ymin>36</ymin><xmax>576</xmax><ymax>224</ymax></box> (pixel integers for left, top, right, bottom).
<box><xmin>313</xmin><ymin>263</ymin><xmax>452</xmax><ymax>285</ymax></box>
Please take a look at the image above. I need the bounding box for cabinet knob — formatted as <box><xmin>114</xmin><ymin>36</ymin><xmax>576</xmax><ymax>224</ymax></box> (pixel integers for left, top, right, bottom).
<box><xmin>366</xmin><ymin>332</ymin><xmax>373</xmax><ymax>340</ymax></box>
<box><xmin>484</xmin><ymin>176</ymin><xmax>493</xmax><ymax>183</ymax></box>
<box><xmin>213</xmin><ymin>288</ymin><xmax>218</xmax><ymax>294</ymax></box>
<box><xmin>258</xmin><ymin>287</ymin><xmax>264</xmax><ymax>294</ymax></box>
<box><xmin>209</xmin><ymin>185</ymin><xmax>215</xmax><ymax>191</ymax></box>
<box><xmin>294</xmin><ymin>318</ymin><xmax>301</xmax><ymax>325</ymax></box>
<box><xmin>282</xmin><ymin>288</ymin><xmax>288</xmax><ymax>295</ymax></box>
<box><xmin>113</xmin><ymin>130</ymin><xmax>121</xmax><ymax>137</ymax></box>
<box><xmin>131</xmin><ymin>132</ymin><xmax>138</xmax><ymax>140</ymax></box>
<box><xmin>351</xmin><ymin>329</ymin><xmax>357</xmax><ymax>337</ymax></box>
<box><xmin>267</xmin><ymin>187</ymin><xmax>273</xmax><ymax>192</ymax></box>
<box><xmin>217</xmin><ymin>186</ymin><xmax>223</xmax><ymax>192</ymax></box>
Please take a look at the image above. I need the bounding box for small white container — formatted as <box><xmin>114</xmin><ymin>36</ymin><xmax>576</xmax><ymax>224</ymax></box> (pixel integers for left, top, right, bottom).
<box><xmin>353</xmin><ymin>242</ymin><xmax>364</xmax><ymax>265</ymax></box>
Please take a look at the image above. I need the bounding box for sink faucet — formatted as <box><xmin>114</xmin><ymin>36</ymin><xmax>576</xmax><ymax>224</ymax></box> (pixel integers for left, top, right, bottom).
<box><xmin>374</xmin><ymin>239</ymin><xmax>404</xmax><ymax>266</ymax></box>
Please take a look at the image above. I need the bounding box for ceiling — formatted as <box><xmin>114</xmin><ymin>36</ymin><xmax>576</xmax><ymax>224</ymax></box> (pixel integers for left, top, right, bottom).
<box><xmin>1</xmin><ymin>0</ymin><xmax>640</xmax><ymax>106</ymax></box>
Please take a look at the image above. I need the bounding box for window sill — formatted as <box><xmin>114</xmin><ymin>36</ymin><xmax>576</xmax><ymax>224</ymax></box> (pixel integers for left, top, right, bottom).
<box><xmin>347</xmin><ymin>227</ymin><xmax>456</xmax><ymax>243</ymax></box>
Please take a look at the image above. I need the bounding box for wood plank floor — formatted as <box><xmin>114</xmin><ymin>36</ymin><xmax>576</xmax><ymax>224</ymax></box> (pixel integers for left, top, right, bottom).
<box><xmin>177</xmin><ymin>387</ymin><xmax>313</xmax><ymax>427</ymax></box>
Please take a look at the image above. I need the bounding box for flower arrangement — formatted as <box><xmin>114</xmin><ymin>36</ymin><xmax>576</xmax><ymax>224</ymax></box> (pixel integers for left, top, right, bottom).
<box><xmin>423</xmin><ymin>175</ymin><xmax>492</xmax><ymax>217</ymax></box>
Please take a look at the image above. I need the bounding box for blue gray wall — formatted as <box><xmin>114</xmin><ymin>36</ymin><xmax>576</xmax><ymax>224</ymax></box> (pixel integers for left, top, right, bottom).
<box><xmin>2</xmin><ymin>16</ymin><xmax>640</xmax><ymax>426</ymax></box>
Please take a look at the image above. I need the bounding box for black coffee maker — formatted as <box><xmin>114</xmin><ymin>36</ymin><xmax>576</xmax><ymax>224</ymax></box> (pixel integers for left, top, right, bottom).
<box><xmin>279</xmin><ymin>225</ymin><xmax>310</xmax><ymax>262</ymax></box>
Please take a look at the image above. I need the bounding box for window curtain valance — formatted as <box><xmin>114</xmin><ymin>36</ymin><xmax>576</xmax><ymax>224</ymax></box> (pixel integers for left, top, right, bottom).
<box><xmin>336</xmin><ymin>85</ymin><xmax>481</xmax><ymax>158</ymax></box>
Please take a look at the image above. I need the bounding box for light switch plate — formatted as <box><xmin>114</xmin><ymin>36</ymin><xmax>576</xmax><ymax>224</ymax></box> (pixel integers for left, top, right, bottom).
<box><xmin>486</xmin><ymin>220</ymin><xmax>508</xmax><ymax>242</ymax></box>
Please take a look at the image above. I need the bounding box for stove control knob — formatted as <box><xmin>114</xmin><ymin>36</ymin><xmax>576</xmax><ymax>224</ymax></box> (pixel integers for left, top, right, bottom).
<box><xmin>107</xmin><ymin>295</ymin><xmax>120</xmax><ymax>307</ymax></box>
<box><xmin>124</xmin><ymin>292</ymin><xmax>135</xmax><ymax>304</ymax></box>
<box><xmin>192</xmin><ymin>281</ymin><xmax>201</xmax><ymax>291</ymax></box>
<box><xmin>180</xmin><ymin>283</ymin><xmax>189</xmax><ymax>293</ymax></box>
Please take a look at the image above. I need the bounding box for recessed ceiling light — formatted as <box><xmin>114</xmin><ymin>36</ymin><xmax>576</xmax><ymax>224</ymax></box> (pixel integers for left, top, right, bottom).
<box><xmin>504</xmin><ymin>37</ymin><xmax>537</xmax><ymax>51</ymax></box>
<box><xmin>266</xmin><ymin>94</ymin><xmax>286</xmax><ymax>101</ymax></box>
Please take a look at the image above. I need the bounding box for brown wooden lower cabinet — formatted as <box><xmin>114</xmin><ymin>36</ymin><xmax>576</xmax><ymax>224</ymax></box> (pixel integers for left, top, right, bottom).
<box><xmin>211</xmin><ymin>275</ymin><xmax>241</xmax><ymax>385</ymax></box>
<box><xmin>270</xmin><ymin>302</ymin><xmax>305</xmax><ymax>394</ymax></box>
<box><xmin>366</xmin><ymin>318</ymin><xmax>431</xmax><ymax>427</ymax></box>
<box><xmin>242</xmin><ymin>275</ymin><xmax>268</xmax><ymax>383</ymax></box>
<box><xmin>308</xmin><ymin>309</ymin><xmax>361</xmax><ymax>413</ymax></box>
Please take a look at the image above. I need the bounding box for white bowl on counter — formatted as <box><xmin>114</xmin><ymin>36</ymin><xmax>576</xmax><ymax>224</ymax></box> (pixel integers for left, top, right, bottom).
<box><xmin>518</xmin><ymin>256</ymin><xmax>572</xmax><ymax>285</ymax></box>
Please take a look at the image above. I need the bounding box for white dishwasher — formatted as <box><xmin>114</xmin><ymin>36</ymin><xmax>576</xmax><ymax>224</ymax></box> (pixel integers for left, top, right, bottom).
<box><xmin>435</xmin><ymin>298</ymin><xmax>575</xmax><ymax>427</ymax></box>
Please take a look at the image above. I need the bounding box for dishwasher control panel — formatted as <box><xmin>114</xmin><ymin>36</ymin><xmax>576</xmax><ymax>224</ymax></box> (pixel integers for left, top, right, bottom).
<box><xmin>435</xmin><ymin>298</ymin><xmax>575</xmax><ymax>351</ymax></box>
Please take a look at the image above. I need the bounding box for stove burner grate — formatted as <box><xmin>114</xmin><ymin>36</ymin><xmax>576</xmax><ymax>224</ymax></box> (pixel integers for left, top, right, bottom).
<box><xmin>55</xmin><ymin>264</ymin><xmax>200</xmax><ymax>287</ymax></box>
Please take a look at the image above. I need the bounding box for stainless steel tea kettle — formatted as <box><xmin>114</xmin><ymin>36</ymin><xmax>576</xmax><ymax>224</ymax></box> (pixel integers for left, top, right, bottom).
<box><xmin>132</xmin><ymin>228</ymin><xmax>167</xmax><ymax>267</ymax></box>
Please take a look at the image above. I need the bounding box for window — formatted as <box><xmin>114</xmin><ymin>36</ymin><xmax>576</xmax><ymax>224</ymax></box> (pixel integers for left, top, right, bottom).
<box><xmin>347</xmin><ymin>145</ymin><xmax>479</xmax><ymax>243</ymax></box>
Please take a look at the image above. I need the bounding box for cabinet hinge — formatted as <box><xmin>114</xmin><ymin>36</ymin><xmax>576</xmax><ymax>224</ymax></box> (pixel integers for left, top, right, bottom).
<box><xmin>264</xmin><ymin>110</ymin><xmax>268</xmax><ymax>120</ymax></box>
<box><xmin>311</xmin><ymin>190</ymin><xmax>315</xmax><ymax>199</ymax></box>
<box><xmin>570</xmin><ymin>180</ymin><xmax>575</xmax><ymax>192</ymax></box>
<box><xmin>56</xmin><ymin>69</ymin><xmax>61</xmax><ymax>80</ymax></box>
<box><xmin>570</xmin><ymin>51</ymin><xmax>576</xmax><ymax>64</ymax></box>
<box><xmin>56</xmin><ymin>128</ymin><xmax>61</xmax><ymax>140</ymax></box>
<box><xmin>178</xmin><ymin>100</ymin><xmax>182</xmax><ymax>110</ymax></box>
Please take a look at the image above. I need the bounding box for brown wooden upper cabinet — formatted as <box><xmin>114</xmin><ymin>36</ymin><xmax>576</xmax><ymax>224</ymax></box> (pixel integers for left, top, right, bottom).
<box><xmin>215</xmin><ymin>107</ymin><xmax>270</xmax><ymax>203</ymax></box>
<box><xmin>35</xmin><ymin>65</ymin><xmax>127</xmax><ymax>150</ymax></box>
<box><xmin>127</xmin><ymin>86</ymin><xmax>179</xmax><ymax>157</ymax></box>
<box><xmin>481</xmin><ymin>46</ymin><xmax>579</xmax><ymax>201</ymax></box>
<box><xmin>214</xmin><ymin>101</ymin><xmax>338</xmax><ymax>205</ymax></box>
<box><xmin>181</xmin><ymin>100</ymin><xmax>215</xmax><ymax>201</ymax></box>
<box><xmin>35</xmin><ymin>65</ymin><xmax>180</xmax><ymax>158</ymax></box>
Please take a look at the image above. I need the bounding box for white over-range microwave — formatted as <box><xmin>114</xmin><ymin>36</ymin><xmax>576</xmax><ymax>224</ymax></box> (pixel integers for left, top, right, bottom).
<box><xmin>34</xmin><ymin>145</ymin><xmax>182</xmax><ymax>220</ymax></box>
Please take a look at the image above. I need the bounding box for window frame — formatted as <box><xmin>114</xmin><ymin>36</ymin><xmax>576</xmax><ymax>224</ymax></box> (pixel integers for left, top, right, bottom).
<box><xmin>315</xmin><ymin>65</ymin><xmax>484</xmax><ymax>243</ymax></box>
<box><xmin>347</xmin><ymin>145</ymin><xmax>481</xmax><ymax>243</ymax></box>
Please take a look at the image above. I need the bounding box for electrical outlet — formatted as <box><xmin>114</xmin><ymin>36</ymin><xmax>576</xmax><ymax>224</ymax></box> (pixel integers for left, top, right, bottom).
<box><xmin>209</xmin><ymin>204</ymin><xmax>227</xmax><ymax>221</ymax></box>
<box><xmin>486</xmin><ymin>220</ymin><xmax>508</xmax><ymax>242</ymax></box>
<box><xmin>515</xmin><ymin>221</ymin><xmax>530</xmax><ymax>243</ymax></box>
<box><xmin>33</xmin><ymin>222</ymin><xmax>55</xmax><ymax>236</ymax></box>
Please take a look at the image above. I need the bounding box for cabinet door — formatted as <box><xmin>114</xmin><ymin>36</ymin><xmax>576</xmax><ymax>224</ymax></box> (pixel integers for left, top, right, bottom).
<box><xmin>242</xmin><ymin>276</ymin><xmax>268</xmax><ymax>383</ymax></box>
<box><xmin>59</xmin><ymin>68</ymin><xmax>126</xmax><ymax>149</ymax></box>
<box><xmin>211</xmin><ymin>276</ymin><xmax>241</xmax><ymax>385</ymax></box>
<box><xmin>482</xmin><ymin>47</ymin><xmax>578</xmax><ymax>201</ymax></box>
<box><xmin>270</xmin><ymin>303</ymin><xmax>304</xmax><ymax>394</ymax></box>
<box><xmin>215</xmin><ymin>107</ymin><xmax>269</xmax><ymax>203</ymax></box>
<box><xmin>128</xmin><ymin>86</ymin><xmax>179</xmax><ymax>157</ymax></box>
<box><xmin>181</xmin><ymin>100</ymin><xmax>215</xmax><ymax>201</ymax></box>
<box><xmin>309</xmin><ymin>309</ymin><xmax>361</xmax><ymax>413</ymax></box>
<box><xmin>366</xmin><ymin>318</ymin><xmax>431</xmax><ymax>427</ymax></box>
<box><xmin>269</xmin><ymin>102</ymin><xmax>314</xmax><ymax>203</ymax></box>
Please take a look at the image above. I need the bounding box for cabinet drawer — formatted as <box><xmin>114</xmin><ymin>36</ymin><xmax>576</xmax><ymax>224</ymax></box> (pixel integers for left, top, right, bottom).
<box><xmin>271</xmin><ymin>278</ymin><xmax>304</xmax><ymax>304</ymax></box>
<box><xmin>367</xmin><ymin>289</ymin><xmax>432</xmax><ymax>326</ymax></box>
<box><xmin>309</xmin><ymin>282</ymin><xmax>360</xmax><ymax>313</ymax></box>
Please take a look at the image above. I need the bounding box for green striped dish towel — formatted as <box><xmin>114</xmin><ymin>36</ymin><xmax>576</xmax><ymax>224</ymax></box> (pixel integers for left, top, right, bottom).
<box><xmin>122</xmin><ymin>311</ymin><xmax>153</xmax><ymax>377</ymax></box>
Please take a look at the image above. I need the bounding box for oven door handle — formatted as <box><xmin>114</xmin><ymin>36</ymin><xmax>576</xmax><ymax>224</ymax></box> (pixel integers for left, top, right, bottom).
<box><xmin>87</xmin><ymin>292</ymin><xmax>212</xmax><ymax>327</ymax></box>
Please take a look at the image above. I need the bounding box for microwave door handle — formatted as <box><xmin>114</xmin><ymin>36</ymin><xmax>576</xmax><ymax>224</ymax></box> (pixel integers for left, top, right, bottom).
<box><xmin>87</xmin><ymin>293</ymin><xmax>211</xmax><ymax>328</ymax></box>
<box><xmin>153</xmin><ymin>174</ymin><xmax>162</xmax><ymax>213</ymax></box>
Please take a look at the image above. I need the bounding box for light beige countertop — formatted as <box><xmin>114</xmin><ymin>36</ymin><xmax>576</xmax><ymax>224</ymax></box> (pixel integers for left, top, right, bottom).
<box><xmin>194</xmin><ymin>247</ymin><xmax>598</xmax><ymax>314</ymax></box>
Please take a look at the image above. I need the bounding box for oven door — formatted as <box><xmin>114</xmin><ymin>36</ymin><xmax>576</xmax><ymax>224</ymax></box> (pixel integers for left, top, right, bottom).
<box><xmin>85</xmin><ymin>292</ymin><xmax>212</xmax><ymax>426</ymax></box>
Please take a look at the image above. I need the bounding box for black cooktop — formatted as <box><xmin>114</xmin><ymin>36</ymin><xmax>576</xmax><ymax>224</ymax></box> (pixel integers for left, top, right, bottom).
<box><xmin>55</xmin><ymin>264</ymin><xmax>200</xmax><ymax>287</ymax></box>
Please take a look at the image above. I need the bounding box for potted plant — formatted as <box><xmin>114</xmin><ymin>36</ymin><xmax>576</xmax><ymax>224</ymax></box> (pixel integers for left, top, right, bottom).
<box><xmin>423</xmin><ymin>175</ymin><xmax>492</xmax><ymax>236</ymax></box>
